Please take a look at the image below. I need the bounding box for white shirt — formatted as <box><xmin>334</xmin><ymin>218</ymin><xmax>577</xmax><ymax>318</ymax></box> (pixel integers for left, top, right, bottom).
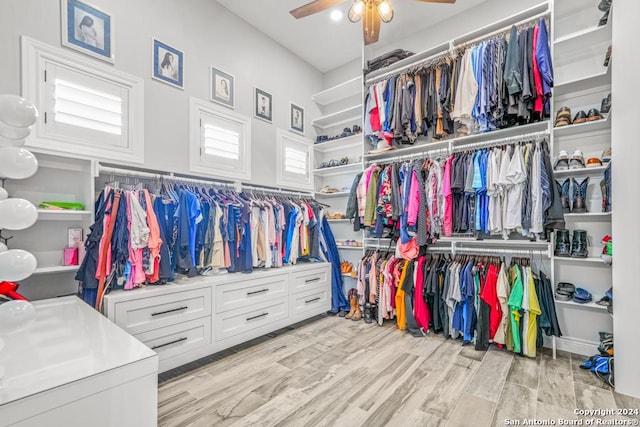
<box><xmin>504</xmin><ymin>145</ymin><xmax>526</xmax><ymax>232</ymax></box>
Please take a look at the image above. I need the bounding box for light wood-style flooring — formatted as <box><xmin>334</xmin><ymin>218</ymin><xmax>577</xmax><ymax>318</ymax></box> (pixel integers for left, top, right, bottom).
<box><xmin>158</xmin><ymin>316</ymin><xmax>639</xmax><ymax>426</ymax></box>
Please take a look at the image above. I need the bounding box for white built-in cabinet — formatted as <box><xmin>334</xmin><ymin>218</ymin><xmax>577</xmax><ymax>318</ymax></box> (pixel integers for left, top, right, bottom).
<box><xmin>103</xmin><ymin>262</ymin><xmax>331</xmax><ymax>373</ymax></box>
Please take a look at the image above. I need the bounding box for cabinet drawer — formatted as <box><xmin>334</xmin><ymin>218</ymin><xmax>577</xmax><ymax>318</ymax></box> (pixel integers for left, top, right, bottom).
<box><xmin>290</xmin><ymin>266</ymin><xmax>330</xmax><ymax>294</ymax></box>
<box><xmin>135</xmin><ymin>317</ymin><xmax>212</xmax><ymax>360</ymax></box>
<box><xmin>114</xmin><ymin>288</ymin><xmax>212</xmax><ymax>335</ymax></box>
<box><xmin>216</xmin><ymin>299</ymin><xmax>288</xmax><ymax>341</ymax></box>
<box><xmin>290</xmin><ymin>287</ymin><xmax>330</xmax><ymax>320</ymax></box>
<box><xmin>216</xmin><ymin>274</ymin><xmax>288</xmax><ymax>313</ymax></box>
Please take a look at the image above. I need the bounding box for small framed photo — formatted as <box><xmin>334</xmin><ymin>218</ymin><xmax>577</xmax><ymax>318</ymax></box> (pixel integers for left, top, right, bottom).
<box><xmin>290</xmin><ymin>103</ymin><xmax>304</xmax><ymax>134</ymax></box>
<box><xmin>210</xmin><ymin>67</ymin><xmax>235</xmax><ymax>109</ymax></box>
<box><xmin>61</xmin><ymin>0</ymin><xmax>114</xmax><ymax>63</ymax></box>
<box><xmin>152</xmin><ymin>38</ymin><xmax>184</xmax><ymax>89</ymax></box>
<box><xmin>254</xmin><ymin>88</ymin><xmax>273</xmax><ymax>123</ymax></box>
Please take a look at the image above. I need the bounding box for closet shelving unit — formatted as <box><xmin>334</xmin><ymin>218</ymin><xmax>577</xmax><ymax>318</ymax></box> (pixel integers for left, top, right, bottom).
<box><xmin>549</xmin><ymin>0</ymin><xmax>613</xmax><ymax>355</ymax></box>
<box><xmin>311</xmin><ymin>75</ymin><xmax>365</xmax><ymax>293</ymax></box>
<box><xmin>3</xmin><ymin>153</ymin><xmax>95</xmax><ymax>300</ymax></box>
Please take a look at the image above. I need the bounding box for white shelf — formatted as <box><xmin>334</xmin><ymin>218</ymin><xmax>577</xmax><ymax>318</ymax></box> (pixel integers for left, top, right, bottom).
<box><xmin>32</xmin><ymin>265</ymin><xmax>79</xmax><ymax>275</ymax></box>
<box><xmin>327</xmin><ymin>219</ymin><xmax>350</xmax><ymax>223</ymax></box>
<box><xmin>554</xmin><ymin>299</ymin><xmax>609</xmax><ymax>312</ymax></box>
<box><xmin>564</xmin><ymin>212</ymin><xmax>611</xmax><ymax>221</ymax></box>
<box><xmin>363</xmin><ymin>121</ymin><xmax>550</xmax><ymax>162</ymax></box>
<box><xmin>553</xmin><ymin>165</ymin><xmax>609</xmax><ymax>176</ymax></box>
<box><xmin>313</xmin><ymin>163</ymin><xmax>362</xmax><ymax>177</ymax></box>
<box><xmin>554</xmin><ymin>256</ymin><xmax>608</xmax><ymax>265</ymax></box>
<box><xmin>342</xmin><ymin>273</ymin><xmax>357</xmax><ymax>279</ymax></box>
<box><xmin>312</xmin><ymin>76</ymin><xmax>362</xmax><ymax>106</ymax></box>
<box><xmin>553</xmin><ymin>113</ymin><xmax>611</xmax><ymax>137</ymax></box>
<box><xmin>315</xmin><ymin>191</ymin><xmax>350</xmax><ymax>198</ymax></box>
<box><xmin>554</xmin><ymin>66</ymin><xmax>611</xmax><ymax>97</ymax></box>
<box><xmin>554</xmin><ymin>21</ymin><xmax>611</xmax><ymax>50</ymax></box>
<box><xmin>439</xmin><ymin>237</ymin><xmax>550</xmax><ymax>247</ymax></box>
<box><xmin>313</xmin><ymin>134</ymin><xmax>363</xmax><ymax>154</ymax></box>
<box><xmin>37</xmin><ymin>209</ymin><xmax>92</xmax><ymax>220</ymax></box>
<box><xmin>336</xmin><ymin>245</ymin><xmax>363</xmax><ymax>251</ymax></box>
<box><xmin>312</xmin><ymin>105</ymin><xmax>362</xmax><ymax>130</ymax></box>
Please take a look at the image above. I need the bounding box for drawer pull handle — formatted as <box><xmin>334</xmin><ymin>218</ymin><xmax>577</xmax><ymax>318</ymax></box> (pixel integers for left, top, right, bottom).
<box><xmin>305</xmin><ymin>297</ymin><xmax>321</xmax><ymax>304</ymax></box>
<box><xmin>151</xmin><ymin>337</ymin><xmax>187</xmax><ymax>350</ymax></box>
<box><xmin>305</xmin><ymin>277</ymin><xmax>321</xmax><ymax>283</ymax></box>
<box><xmin>246</xmin><ymin>312</ymin><xmax>269</xmax><ymax>321</ymax></box>
<box><xmin>247</xmin><ymin>288</ymin><xmax>269</xmax><ymax>296</ymax></box>
<box><xmin>151</xmin><ymin>306</ymin><xmax>189</xmax><ymax>317</ymax></box>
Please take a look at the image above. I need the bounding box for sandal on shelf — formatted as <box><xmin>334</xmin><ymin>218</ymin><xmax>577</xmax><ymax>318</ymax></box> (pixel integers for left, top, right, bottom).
<box><xmin>554</xmin><ymin>150</ymin><xmax>570</xmax><ymax>171</ymax></box>
<box><xmin>573</xmin><ymin>287</ymin><xmax>593</xmax><ymax>304</ymax></box>
<box><xmin>554</xmin><ymin>107</ymin><xmax>572</xmax><ymax>127</ymax></box>
<box><xmin>569</xmin><ymin>150</ymin><xmax>586</xmax><ymax>169</ymax></box>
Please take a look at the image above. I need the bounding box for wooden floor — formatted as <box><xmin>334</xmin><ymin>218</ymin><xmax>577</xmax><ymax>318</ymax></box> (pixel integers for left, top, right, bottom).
<box><xmin>158</xmin><ymin>316</ymin><xmax>639</xmax><ymax>426</ymax></box>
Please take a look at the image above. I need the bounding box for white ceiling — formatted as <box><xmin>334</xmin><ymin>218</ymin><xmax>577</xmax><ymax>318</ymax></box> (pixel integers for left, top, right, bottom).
<box><xmin>216</xmin><ymin>0</ymin><xmax>486</xmax><ymax>73</ymax></box>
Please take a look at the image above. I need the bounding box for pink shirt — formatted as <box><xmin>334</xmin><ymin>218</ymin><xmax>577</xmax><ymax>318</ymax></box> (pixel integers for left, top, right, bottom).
<box><xmin>443</xmin><ymin>156</ymin><xmax>454</xmax><ymax>237</ymax></box>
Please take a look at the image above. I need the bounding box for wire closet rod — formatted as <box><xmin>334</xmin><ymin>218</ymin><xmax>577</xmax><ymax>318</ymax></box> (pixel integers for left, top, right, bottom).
<box><xmin>242</xmin><ymin>184</ymin><xmax>313</xmax><ymax>197</ymax></box>
<box><xmin>451</xmin><ymin>130</ymin><xmax>549</xmax><ymax>153</ymax></box>
<box><xmin>365</xmin><ymin>8</ymin><xmax>550</xmax><ymax>84</ymax></box>
<box><xmin>454</xmin><ymin>247</ymin><xmax>550</xmax><ymax>257</ymax></box>
<box><xmin>366</xmin><ymin>146</ymin><xmax>451</xmax><ymax>165</ymax></box>
<box><xmin>97</xmin><ymin>165</ymin><xmax>237</xmax><ymax>188</ymax></box>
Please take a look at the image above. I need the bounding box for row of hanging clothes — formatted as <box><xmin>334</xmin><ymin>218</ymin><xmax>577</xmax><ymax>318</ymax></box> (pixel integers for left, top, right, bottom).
<box><xmin>77</xmin><ymin>178</ymin><xmax>343</xmax><ymax>310</ymax></box>
<box><xmin>345</xmin><ymin>137</ymin><xmax>565</xmax><ymax>244</ymax></box>
<box><xmin>356</xmin><ymin>248</ymin><xmax>562</xmax><ymax>357</ymax></box>
<box><xmin>364</xmin><ymin>17</ymin><xmax>553</xmax><ymax>148</ymax></box>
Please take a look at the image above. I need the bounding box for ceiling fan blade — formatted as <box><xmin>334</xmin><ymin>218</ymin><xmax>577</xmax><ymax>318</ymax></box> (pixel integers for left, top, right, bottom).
<box><xmin>363</xmin><ymin>6</ymin><xmax>381</xmax><ymax>45</ymax></box>
<box><xmin>412</xmin><ymin>0</ymin><xmax>456</xmax><ymax>3</ymax></box>
<box><xmin>289</xmin><ymin>0</ymin><xmax>349</xmax><ymax>19</ymax></box>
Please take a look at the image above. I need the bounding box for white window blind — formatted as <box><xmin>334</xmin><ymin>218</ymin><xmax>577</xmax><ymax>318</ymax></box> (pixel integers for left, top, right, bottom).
<box><xmin>277</xmin><ymin>129</ymin><xmax>312</xmax><ymax>190</ymax></box>
<box><xmin>190</xmin><ymin>97</ymin><xmax>251</xmax><ymax>181</ymax></box>
<box><xmin>202</xmin><ymin>123</ymin><xmax>240</xmax><ymax>161</ymax></box>
<box><xmin>53</xmin><ymin>78</ymin><xmax>123</xmax><ymax>135</ymax></box>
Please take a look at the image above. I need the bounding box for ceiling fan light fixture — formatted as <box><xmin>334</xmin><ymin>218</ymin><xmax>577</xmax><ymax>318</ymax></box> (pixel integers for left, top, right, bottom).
<box><xmin>330</xmin><ymin>9</ymin><xmax>343</xmax><ymax>21</ymax></box>
<box><xmin>377</xmin><ymin>0</ymin><xmax>394</xmax><ymax>23</ymax></box>
<box><xmin>348</xmin><ymin>0</ymin><xmax>365</xmax><ymax>22</ymax></box>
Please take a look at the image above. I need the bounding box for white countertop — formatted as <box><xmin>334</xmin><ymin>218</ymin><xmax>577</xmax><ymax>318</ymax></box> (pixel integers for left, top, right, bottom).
<box><xmin>0</xmin><ymin>296</ymin><xmax>156</xmax><ymax>406</ymax></box>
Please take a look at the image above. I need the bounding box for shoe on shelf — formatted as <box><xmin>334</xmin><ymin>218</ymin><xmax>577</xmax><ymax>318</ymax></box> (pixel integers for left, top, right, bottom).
<box><xmin>554</xmin><ymin>230</ymin><xmax>572</xmax><ymax>256</ymax></box>
<box><xmin>573</xmin><ymin>287</ymin><xmax>593</xmax><ymax>303</ymax></box>
<box><xmin>573</xmin><ymin>110</ymin><xmax>588</xmax><ymax>125</ymax></box>
<box><xmin>554</xmin><ymin>150</ymin><xmax>570</xmax><ymax>170</ymax></box>
<box><xmin>604</xmin><ymin>45</ymin><xmax>611</xmax><ymax>67</ymax></box>
<box><xmin>352</xmin><ymin>124</ymin><xmax>362</xmax><ymax>134</ymax></box>
<box><xmin>570</xmin><ymin>229</ymin><xmax>589</xmax><ymax>258</ymax></box>
<box><xmin>601</xmin><ymin>147</ymin><xmax>611</xmax><ymax>164</ymax></box>
<box><xmin>586</xmin><ymin>157</ymin><xmax>603</xmax><ymax>168</ymax></box>
<box><xmin>601</xmin><ymin>93</ymin><xmax>611</xmax><ymax>115</ymax></box>
<box><xmin>569</xmin><ymin>150</ymin><xmax>586</xmax><ymax>169</ymax></box>
<box><xmin>554</xmin><ymin>107</ymin><xmax>572</xmax><ymax>127</ymax></box>
<box><xmin>555</xmin><ymin>281</ymin><xmax>575</xmax><ymax>300</ymax></box>
<box><xmin>599</xmin><ymin>8</ymin><xmax>609</xmax><ymax>27</ymax></box>
<box><xmin>571</xmin><ymin>177</ymin><xmax>590</xmax><ymax>213</ymax></box>
<box><xmin>319</xmin><ymin>185</ymin><xmax>339</xmax><ymax>194</ymax></box>
<box><xmin>587</xmin><ymin>108</ymin><xmax>602</xmax><ymax>121</ymax></box>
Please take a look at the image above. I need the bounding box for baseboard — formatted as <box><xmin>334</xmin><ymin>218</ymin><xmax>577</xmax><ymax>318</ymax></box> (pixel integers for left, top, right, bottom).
<box><xmin>543</xmin><ymin>336</ymin><xmax>599</xmax><ymax>357</ymax></box>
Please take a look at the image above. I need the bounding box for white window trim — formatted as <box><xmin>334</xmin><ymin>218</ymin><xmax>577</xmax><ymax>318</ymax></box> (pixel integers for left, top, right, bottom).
<box><xmin>21</xmin><ymin>36</ymin><xmax>144</xmax><ymax>164</ymax></box>
<box><xmin>276</xmin><ymin>128</ymin><xmax>313</xmax><ymax>191</ymax></box>
<box><xmin>189</xmin><ymin>97</ymin><xmax>251</xmax><ymax>181</ymax></box>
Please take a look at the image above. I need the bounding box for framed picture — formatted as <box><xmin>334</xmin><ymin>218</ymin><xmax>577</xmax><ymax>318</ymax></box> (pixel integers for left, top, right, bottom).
<box><xmin>254</xmin><ymin>88</ymin><xmax>272</xmax><ymax>123</ymax></box>
<box><xmin>290</xmin><ymin>103</ymin><xmax>304</xmax><ymax>134</ymax></box>
<box><xmin>61</xmin><ymin>0</ymin><xmax>114</xmax><ymax>63</ymax></box>
<box><xmin>210</xmin><ymin>67</ymin><xmax>234</xmax><ymax>109</ymax></box>
<box><xmin>152</xmin><ymin>38</ymin><xmax>184</xmax><ymax>89</ymax></box>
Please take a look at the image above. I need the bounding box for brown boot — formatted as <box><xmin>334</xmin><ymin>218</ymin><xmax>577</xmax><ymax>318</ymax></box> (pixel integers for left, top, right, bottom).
<box><xmin>351</xmin><ymin>296</ymin><xmax>362</xmax><ymax>321</ymax></box>
<box><xmin>344</xmin><ymin>294</ymin><xmax>357</xmax><ymax>320</ymax></box>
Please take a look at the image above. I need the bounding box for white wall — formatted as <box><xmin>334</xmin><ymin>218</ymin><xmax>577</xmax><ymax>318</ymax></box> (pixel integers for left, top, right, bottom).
<box><xmin>611</xmin><ymin>0</ymin><xmax>640</xmax><ymax>399</ymax></box>
<box><xmin>0</xmin><ymin>0</ymin><xmax>323</xmax><ymax>187</ymax></box>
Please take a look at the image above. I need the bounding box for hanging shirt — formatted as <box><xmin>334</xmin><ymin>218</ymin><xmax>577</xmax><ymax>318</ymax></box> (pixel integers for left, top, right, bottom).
<box><xmin>507</xmin><ymin>264</ymin><xmax>524</xmax><ymax>354</ymax></box>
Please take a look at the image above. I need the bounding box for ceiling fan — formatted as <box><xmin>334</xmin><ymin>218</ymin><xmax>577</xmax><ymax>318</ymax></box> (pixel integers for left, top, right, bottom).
<box><xmin>289</xmin><ymin>0</ymin><xmax>456</xmax><ymax>45</ymax></box>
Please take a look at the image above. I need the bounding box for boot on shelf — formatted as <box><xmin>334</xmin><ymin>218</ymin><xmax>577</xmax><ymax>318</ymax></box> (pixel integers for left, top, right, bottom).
<box><xmin>604</xmin><ymin>163</ymin><xmax>612</xmax><ymax>212</ymax></box>
<box><xmin>556</xmin><ymin>179</ymin><xmax>571</xmax><ymax>213</ymax></box>
<box><xmin>555</xmin><ymin>229</ymin><xmax>572</xmax><ymax>257</ymax></box>
<box><xmin>571</xmin><ymin>177</ymin><xmax>590</xmax><ymax>213</ymax></box>
<box><xmin>571</xmin><ymin>230</ymin><xmax>589</xmax><ymax>258</ymax></box>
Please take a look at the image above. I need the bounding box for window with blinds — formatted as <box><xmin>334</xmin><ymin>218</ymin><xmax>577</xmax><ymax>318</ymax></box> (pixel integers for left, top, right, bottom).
<box><xmin>277</xmin><ymin>129</ymin><xmax>312</xmax><ymax>189</ymax></box>
<box><xmin>190</xmin><ymin>97</ymin><xmax>251</xmax><ymax>181</ymax></box>
<box><xmin>53</xmin><ymin>78</ymin><xmax>123</xmax><ymax>136</ymax></box>
<box><xmin>22</xmin><ymin>37</ymin><xmax>144</xmax><ymax>163</ymax></box>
